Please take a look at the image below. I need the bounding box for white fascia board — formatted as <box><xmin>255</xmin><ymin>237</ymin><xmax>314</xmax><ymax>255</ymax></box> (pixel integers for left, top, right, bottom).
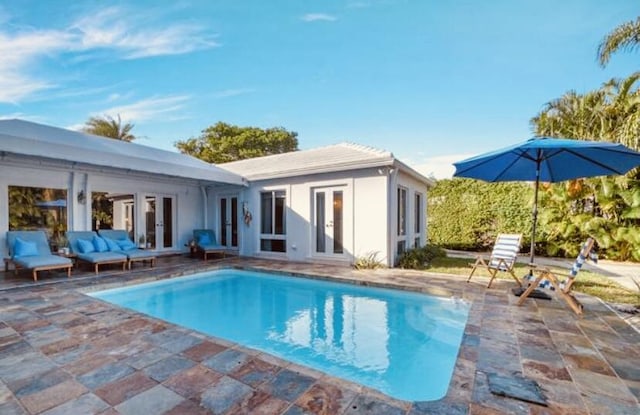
<box><xmin>393</xmin><ymin>159</ymin><xmax>435</xmax><ymax>187</ymax></box>
<box><xmin>0</xmin><ymin>135</ymin><xmax>246</xmax><ymax>186</ymax></box>
<box><xmin>235</xmin><ymin>158</ymin><xmax>395</xmax><ymax>181</ymax></box>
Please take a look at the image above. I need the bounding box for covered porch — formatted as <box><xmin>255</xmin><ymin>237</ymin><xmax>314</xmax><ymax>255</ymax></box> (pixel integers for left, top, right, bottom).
<box><xmin>0</xmin><ymin>119</ymin><xmax>247</xmax><ymax>259</ymax></box>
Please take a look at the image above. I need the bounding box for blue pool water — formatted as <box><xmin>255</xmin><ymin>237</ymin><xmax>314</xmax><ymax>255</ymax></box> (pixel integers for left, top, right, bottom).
<box><xmin>90</xmin><ymin>269</ymin><xmax>470</xmax><ymax>401</ymax></box>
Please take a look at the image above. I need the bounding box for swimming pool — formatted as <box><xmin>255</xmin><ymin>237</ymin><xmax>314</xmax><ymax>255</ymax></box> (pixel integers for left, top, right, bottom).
<box><xmin>90</xmin><ymin>269</ymin><xmax>470</xmax><ymax>401</ymax></box>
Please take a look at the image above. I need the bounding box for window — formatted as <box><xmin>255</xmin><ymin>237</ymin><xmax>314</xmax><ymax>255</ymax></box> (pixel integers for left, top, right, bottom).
<box><xmin>397</xmin><ymin>187</ymin><xmax>407</xmax><ymax>236</ymax></box>
<box><xmin>9</xmin><ymin>186</ymin><xmax>67</xmax><ymax>248</ymax></box>
<box><xmin>260</xmin><ymin>190</ymin><xmax>286</xmax><ymax>252</ymax></box>
<box><xmin>92</xmin><ymin>192</ymin><xmax>135</xmax><ymax>240</ymax></box>
<box><xmin>414</xmin><ymin>192</ymin><xmax>423</xmax><ymax>248</ymax></box>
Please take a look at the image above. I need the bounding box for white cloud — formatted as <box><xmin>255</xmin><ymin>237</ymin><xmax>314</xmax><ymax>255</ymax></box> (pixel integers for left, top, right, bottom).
<box><xmin>71</xmin><ymin>7</ymin><xmax>219</xmax><ymax>59</ymax></box>
<box><xmin>410</xmin><ymin>153</ymin><xmax>474</xmax><ymax>180</ymax></box>
<box><xmin>94</xmin><ymin>95</ymin><xmax>191</xmax><ymax>123</ymax></box>
<box><xmin>66</xmin><ymin>123</ymin><xmax>86</xmax><ymax>131</ymax></box>
<box><xmin>0</xmin><ymin>29</ymin><xmax>72</xmax><ymax>102</ymax></box>
<box><xmin>301</xmin><ymin>13</ymin><xmax>338</xmax><ymax>22</ymax></box>
<box><xmin>0</xmin><ymin>6</ymin><xmax>218</xmax><ymax>103</ymax></box>
<box><xmin>212</xmin><ymin>88</ymin><xmax>255</xmax><ymax>99</ymax></box>
<box><xmin>0</xmin><ymin>112</ymin><xmax>27</xmax><ymax>120</ymax></box>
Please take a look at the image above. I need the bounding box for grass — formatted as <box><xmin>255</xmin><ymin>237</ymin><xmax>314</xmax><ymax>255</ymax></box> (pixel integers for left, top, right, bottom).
<box><xmin>428</xmin><ymin>256</ymin><xmax>640</xmax><ymax>307</ymax></box>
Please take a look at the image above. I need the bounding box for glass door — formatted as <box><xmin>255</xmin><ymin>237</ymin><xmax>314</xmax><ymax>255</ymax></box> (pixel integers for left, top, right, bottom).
<box><xmin>144</xmin><ymin>194</ymin><xmax>175</xmax><ymax>251</ymax></box>
<box><xmin>219</xmin><ymin>195</ymin><xmax>239</xmax><ymax>248</ymax></box>
<box><xmin>313</xmin><ymin>187</ymin><xmax>344</xmax><ymax>257</ymax></box>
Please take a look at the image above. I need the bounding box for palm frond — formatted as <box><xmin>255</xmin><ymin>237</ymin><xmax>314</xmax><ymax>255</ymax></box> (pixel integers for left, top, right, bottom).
<box><xmin>598</xmin><ymin>17</ymin><xmax>640</xmax><ymax>66</ymax></box>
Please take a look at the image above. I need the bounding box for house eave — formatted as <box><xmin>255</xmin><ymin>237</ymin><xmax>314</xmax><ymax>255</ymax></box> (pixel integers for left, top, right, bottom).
<box><xmin>234</xmin><ymin>158</ymin><xmax>396</xmax><ymax>181</ymax></box>
<box><xmin>0</xmin><ymin>152</ymin><xmax>247</xmax><ymax>188</ymax></box>
<box><xmin>0</xmin><ymin>134</ymin><xmax>246</xmax><ymax>187</ymax></box>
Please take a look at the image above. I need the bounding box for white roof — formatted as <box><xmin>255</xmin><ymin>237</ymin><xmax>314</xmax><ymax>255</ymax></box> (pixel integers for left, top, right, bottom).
<box><xmin>0</xmin><ymin>119</ymin><xmax>245</xmax><ymax>186</ymax></box>
<box><xmin>220</xmin><ymin>142</ymin><xmax>431</xmax><ymax>183</ymax></box>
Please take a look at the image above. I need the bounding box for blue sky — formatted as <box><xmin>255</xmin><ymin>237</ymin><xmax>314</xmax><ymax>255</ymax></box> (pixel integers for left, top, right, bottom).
<box><xmin>1</xmin><ymin>0</ymin><xmax>639</xmax><ymax>178</ymax></box>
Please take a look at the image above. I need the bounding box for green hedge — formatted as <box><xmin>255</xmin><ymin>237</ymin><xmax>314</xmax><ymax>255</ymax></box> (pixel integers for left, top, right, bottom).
<box><xmin>427</xmin><ymin>178</ymin><xmax>533</xmax><ymax>250</ymax></box>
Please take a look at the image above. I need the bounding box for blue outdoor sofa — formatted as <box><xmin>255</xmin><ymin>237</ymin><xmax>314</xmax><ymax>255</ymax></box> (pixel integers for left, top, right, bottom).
<box><xmin>98</xmin><ymin>229</ymin><xmax>156</xmax><ymax>269</ymax></box>
<box><xmin>66</xmin><ymin>231</ymin><xmax>128</xmax><ymax>274</ymax></box>
<box><xmin>6</xmin><ymin>231</ymin><xmax>72</xmax><ymax>281</ymax></box>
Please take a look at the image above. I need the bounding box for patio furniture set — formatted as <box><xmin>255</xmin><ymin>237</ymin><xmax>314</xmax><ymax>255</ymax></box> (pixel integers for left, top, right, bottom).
<box><xmin>4</xmin><ymin>229</ymin><xmax>225</xmax><ymax>281</ymax></box>
<box><xmin>467</xmin><ymin>233</ymin><xmax>598</xmax><ymax>315</ymax></box>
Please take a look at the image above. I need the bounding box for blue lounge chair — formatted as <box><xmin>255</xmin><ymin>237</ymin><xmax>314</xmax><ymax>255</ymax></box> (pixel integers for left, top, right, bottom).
<box><xmin>517</xmin><ymin>238</ymin><xmax>596</xmax><ymax>315</ymax></box>
<box><xmin>66</xmin><ymin>231</ymin><xmax>127</xmax><ymax>274</ymax></box>
<box><xmin>193</xmin><ymin>229</ymin><xmax>226</xmax><ymax>260</ymax></box>
<box><xmin>6</xmin><ymin>231</ymin><xmax>72</xmax><ymax>281</ymax></box>
<box><xmin>98</xmin><ymin>229</ymin><xmax>156</xmax><ymax>269</ymax></box>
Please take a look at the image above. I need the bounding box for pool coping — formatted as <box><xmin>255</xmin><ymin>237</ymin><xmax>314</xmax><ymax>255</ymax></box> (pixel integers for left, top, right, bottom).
<box><xmin>76</xmin><ymin>263</ymin><xmax>468</xmax><ymax>407</ymax></box>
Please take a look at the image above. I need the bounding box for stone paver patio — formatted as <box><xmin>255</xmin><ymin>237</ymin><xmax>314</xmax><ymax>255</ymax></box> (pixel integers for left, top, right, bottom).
<box><xmin>0</xmin><ymin>255</ymin><xmax>638</xmax><ymax>414</ymax></box>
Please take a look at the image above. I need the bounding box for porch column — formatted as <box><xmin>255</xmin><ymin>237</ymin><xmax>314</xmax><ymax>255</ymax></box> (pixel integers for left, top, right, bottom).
<box><xmin>200</xmin><ymin>186</ymin><xmax>208</xmax><ymax>228</ymax></box>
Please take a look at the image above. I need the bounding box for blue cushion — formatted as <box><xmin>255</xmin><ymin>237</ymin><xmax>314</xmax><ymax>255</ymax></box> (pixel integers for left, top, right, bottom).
<box><xmin>117</xmin><ymin>238</ymin><xmax>137</xmax><ymax>251</ymax></box>
<box><xmin>77</xmin><ymin>252</ymin><xmax>127</xmax><ymax>263</ymax></box>
<box><xmin>102</xmin><ymin>237</ymin><xmax>121</xmax><ymax>251</ymax></box>
<box><xmin>197</xmin><ymin>233</ymin><xmax>211</xmax><ymax>245</ymax></box>
<box><xmin>13</xmin><ymin>255</ymin><xmax>71</xmax><ymax>268</ymax></box>
<box><xmin>93</xmin><ymin>235</ymin><xmax>109</xmax><ymax>252</ymax></box>
<box><xmin>77</xmin><ymin>239</ymin><xmax>95</xmax><ymax>254</ymax></box>
<box><xmin>13</xmin><ymin>238</ymin><xmax>39</xmax><ymax>257</ymax></box>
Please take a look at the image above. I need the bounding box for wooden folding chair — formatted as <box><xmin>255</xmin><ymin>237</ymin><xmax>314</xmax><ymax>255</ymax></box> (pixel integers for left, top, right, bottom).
<box><xmin>517</xmin><ymin>237</ymin><xmax>596</xmax><ymax>315</ymax></box>
<box><xmin>467</xmin><ymin>233</ymin><xmax>523</xmax><ymax>288</ymax></box>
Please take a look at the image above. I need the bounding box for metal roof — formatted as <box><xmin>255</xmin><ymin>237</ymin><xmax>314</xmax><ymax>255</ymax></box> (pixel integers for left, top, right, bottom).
<box><xmin>220</xmin><ymin>142</ymin><xmax>432</xmax><ymax>184</ymax></box>
<box><xmin>0</xmin><ymin>119</ymin><xmax>245</xmax><ymax>186</ymax></box>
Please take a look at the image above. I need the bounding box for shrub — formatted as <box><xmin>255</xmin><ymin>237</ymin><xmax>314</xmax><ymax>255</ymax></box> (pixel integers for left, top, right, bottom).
<box><xmin>354</xmin><ymin>252</ymin><xmax>385</xmax><ymax>269</ymax></box>
<box><xmin>397</xmin><ymin>245</ymin><xmax>446</xmax><ymax>269</ymax></box>
<box><xmin>428</xmin><ymin>178</ymin><xmax>533</xmax><ymax>251</ymax></box>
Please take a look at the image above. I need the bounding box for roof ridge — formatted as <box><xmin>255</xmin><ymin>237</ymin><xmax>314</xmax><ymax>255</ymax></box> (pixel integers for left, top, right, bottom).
<box><xmin>337</xmin><ymin>142</ymin><xmax>392</xmax><ymax>157</ymax></box>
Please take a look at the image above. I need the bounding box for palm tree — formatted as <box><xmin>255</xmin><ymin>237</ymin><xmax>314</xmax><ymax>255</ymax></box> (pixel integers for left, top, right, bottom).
<box><xmin>598</xmin><ymin>16</ymin><xmax>640</xmax><ymax>66</ymax></box>
<box><xmin>531</xmin><ymin>89</ymin><xmax>609</xmax><ymax>140</ymax></box>
<box><xmin>601</xmin><ymin>72</ymin><xmax>640</xmax><ymax>150</ymax></box>
<box><xmin>83</xmin><ymin>115</ymin><xmax>135</xmax><ymax>142</ymax></box>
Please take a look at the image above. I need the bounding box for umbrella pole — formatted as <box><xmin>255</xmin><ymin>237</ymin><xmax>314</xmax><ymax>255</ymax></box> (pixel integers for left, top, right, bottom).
<box><xmin>529</xmin><ymin>161</ymin><xmax>541</xmax><ymax>276</ymax></box>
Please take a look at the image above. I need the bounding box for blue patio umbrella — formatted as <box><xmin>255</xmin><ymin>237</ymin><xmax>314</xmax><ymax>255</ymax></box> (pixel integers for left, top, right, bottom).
<box><xmin>453</xmin><ymin>137</ymin><xmax>640</xmax><ymax>266</ymax></box>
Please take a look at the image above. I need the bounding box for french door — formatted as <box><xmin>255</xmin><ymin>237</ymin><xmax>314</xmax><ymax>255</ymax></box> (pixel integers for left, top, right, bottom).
<box><xmin>219</xmin><ymin>195</ymin><xmax>239</xmax><ymax>249</ymax></box>
<box><xmin>144</xmin><ymin>194</ymin><xmax>175</xmax><ymax>251</ymax></box>
<box><xmin>313</xmin><ymin>187</ymin><xmax>345</xmax><ymax>257</ymax></box>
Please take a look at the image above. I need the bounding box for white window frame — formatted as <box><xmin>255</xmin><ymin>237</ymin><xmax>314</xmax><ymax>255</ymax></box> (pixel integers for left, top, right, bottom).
<box><xmin>397</xmin><ymin>186</ymin><xmax>408</xmax><ymax>255</ymax></box>
<box><xmin>414</xmin><ymin>191</ymin><xmax>424</xmax><ymax>248</ymax></box>
<box><xmin>259</xmin><ymin>189</ymin><xmax>287</xmax><ymax>253</ymax></box>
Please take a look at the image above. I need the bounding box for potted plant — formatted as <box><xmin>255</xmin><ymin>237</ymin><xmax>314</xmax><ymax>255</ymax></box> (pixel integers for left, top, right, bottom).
<box><xmin>52</xmin><ymin>234</ymin><xmax>68</xmax><ymax>254</ymax></box>
<box><xmin>138</xmin><ymin>234</ymin><xmax>146</xmax><ymax>249</ymax></box>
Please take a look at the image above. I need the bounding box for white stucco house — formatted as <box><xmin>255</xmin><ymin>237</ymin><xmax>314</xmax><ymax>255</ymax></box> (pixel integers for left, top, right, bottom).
<box><xmin>0</xmin><ymin>119</ymin><xmax>432</xmax><ymax>267</ymax></box>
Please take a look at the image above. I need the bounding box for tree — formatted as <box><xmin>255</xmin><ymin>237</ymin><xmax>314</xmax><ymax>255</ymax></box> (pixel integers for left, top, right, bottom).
<box><xmin>531</xmin><ymin>72</ymin><xmax>640</xmax><ymax>151</ymax></box>
<box><xmin>83</xmin><ymin>114</ymin><xmax>135</xmax><ymax>141</ymax></box>
<box><xmin>175</xmin><ymin>122</ymin><xmax>299</xmax><ymax>163</ymax></box>
<box><xmin>531</xmin><ymin>90</ymin><xmax>608</xmax><ymax>141</ymax></box>
<box><xmin>530</xmin><ymin>73</ymin><xmax>640</xmax><ymax>260</ymax></box>
<box><xmin>598</xmin><ymin>16</ymin><xmax>640</xmax><ymax>66</ymax></box>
